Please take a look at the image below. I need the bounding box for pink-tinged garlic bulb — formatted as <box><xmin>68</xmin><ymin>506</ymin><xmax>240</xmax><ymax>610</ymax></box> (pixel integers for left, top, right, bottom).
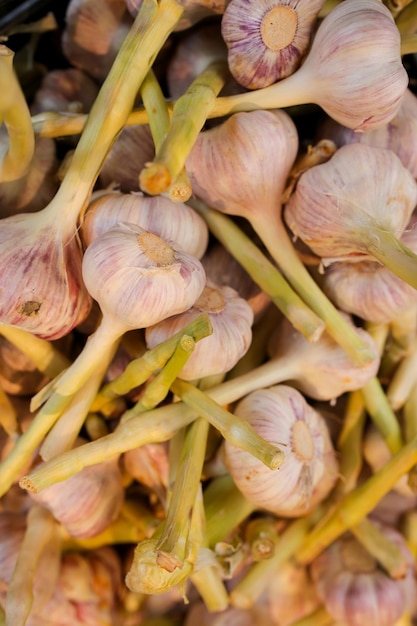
<box><xmin>123</xmin><ymin>442</ymin><xmax>169</xmax><ymax>504</ymax></box>
<box><xmin>0</xmin><ymin>511</ymin><xmax>27</xmax><ymax>586</ymax></box>
<box><xmin>126</xmin><ymin>0</ymin><xmax>227</xmax><ymax>31</ymax></box>
<box><xmin>322</xmin><ymin>223</ymin><xmax>417</xmax><ymax>324</ymax></box>
<box><xmin>145</xmin><ymin>279</ymin><xmax>254</xmax><ymax>380</ymax></box>
<box><xmin>62</xmin><ymin>0</ymin><xmax>133</xmax><ymax>82</ymax></box>
<box><xmin>221</xmin><ymin>0</ymin><xmax>326</xmax><ymax>89</ymax></box>
<box><xmin>284</xmin><ymin>143</ymin><xmax>417</xmax><ymax>288</ymax></box>
<box><xmin>223</xmin><ymin>385</ymin><xmax>339</xmax><ymax>517</ymax></box>
<box><xmin>0</xmin><ymin>210</ymin><xmax>92</xmax><ymax>340</ymax></box>
<box><xmin>266</xmin><ymin>314</ymin><xmax>380</xmax><ymax>401</ymax></box>
<box><xmin>30</xmin><ymin>68</ymin><xmax>99</xmax><ymax>116</ymax></box>
<box><xmin>27</xmin><ymin>455</ymin><xmax>124</xmax><ymax>538</ymax></box>
<box><xmin>310</xmin><ymin>525</ymin><xmax>416</xmax><ymax>626</ymax></box>
<box><xmin>317</xmin><ymin>88</ymin><xmax>417</xmax><ymax>179</ymax></box>
<box><xmin>81</xmin><ymin>190</ymin><xmax>209</xmax><ymax>259</ymax></box>
<box><xmin>98</xmin><ymin>124</ymin><xmax>155</xmax><ymax>192</ymax></box>
<box><xmin>187</xmin><ymin>108</ymin><xmax>298</xmax><ymax>221</ymax></box>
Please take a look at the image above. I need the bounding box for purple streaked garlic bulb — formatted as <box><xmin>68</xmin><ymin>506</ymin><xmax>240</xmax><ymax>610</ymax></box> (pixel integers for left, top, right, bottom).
<box><xmin>81</xmin><ymin>190</ymin><xmax>209</xmax><ymax>259</ymax></box>
<box><xmin>266</xmin><ymin>314</ymin><xmax>380</xmax><ymax>401</ymax></box>
<box><xmin>316</xmin><ymin>88</ymin><xmax>417</xmax><ymax>179</ymax></box>
<box><xmin>284</xmin><ymin>143</ymin><xmax>417</xmax><ymax>287</ymax></box>
<box><xmin>145</xmin><ymin>279</ymin><xmax>254</xmax><ymax>380</ymax></box>
<box><xmin>223</xmin><ymin>384</ymin><xmax>339</xmax><ymax>517</ymax></box>
<box><xmin>310</xmin><ymin>525</ymin><xmax>416</xmax><ymax>626</ymax></box>
<box><xmin>30</xmin><ymin>68</ymin><xmax>99</xmax><ymax>116</ymax></box>
<box><xmin>221</xmin><ymin>0</ymin><xmax>326</xmax><ymax>89</ymax></box>
<box><xmin>27</xmin><ymin>455</ymin><xmax>124</xmax><ymax>538</ymax></box>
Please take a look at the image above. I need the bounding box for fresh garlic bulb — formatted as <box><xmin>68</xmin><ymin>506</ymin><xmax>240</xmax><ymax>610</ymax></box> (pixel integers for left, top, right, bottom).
<box><xmin>223</xmin><ymin>385</ymin><xmax>339</xmax><ymax>517</ymax></box>
<box><xmin>221</xmin><ymin>0</ymin><xmax>326</xmax><ymax>89</ymax></box>
<box><xmin>81</xmin><ymin>190</ymin><xmax>209</xmax><ymax>259</ymax></box>
<box><xmin>310</xmin><ymin>525</ymin><xmax>416</xmax><ymax>626</ymax></box>
<box><xmin>284</xmin><ymin>143</ymin><xmax>417</xmax><ymax>286</ymax></box>
<box><xmin>317</xmin><ymin>88</ymin><xmax>417</xmax><ymax>179</ymax></box>
<box><xmin>123</xmin><ymin>442</ymin><xmax>169</xmax><ymax>504</ymax></box>
<box><xmin>28</xmin><ymin>455</ymin><xmax>124</xmax><ymax>538</ymax></box>
<box><xmin>31</xmin><ymin>68</ymin><xmax>99</xmax><ymax>116</ymax></box>
<box><xmin>145</xmin><ymin>279</ymin><xmax>254</xmax><ymax>380</ymax></box>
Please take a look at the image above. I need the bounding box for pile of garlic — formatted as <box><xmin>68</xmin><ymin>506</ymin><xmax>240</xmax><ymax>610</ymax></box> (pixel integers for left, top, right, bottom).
<box><xmin>1</xmin><ymin>0</ymin><xmax>417</xmax><ymax>625</ymax></box>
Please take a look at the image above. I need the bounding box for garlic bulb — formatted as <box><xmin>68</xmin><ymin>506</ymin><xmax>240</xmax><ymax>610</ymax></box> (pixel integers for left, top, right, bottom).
<box><xmin>317</xmin><ymin>88</ymin><xmax>417</xmax><ymax>179</ymax></box>
<box><xmin>0</xmin><ymin>336</ymin><xmax>50</xmax><ymax>396</ymax></box>
<box><xmin>145</xmin><ymin>279</ymin><xmax>254</xmax><ymax>380</ymax></box>
<box><xmin>123</xmin><ymin>442</ymin><xmax>169</xmax><ymax>503</ymax></box>
<box><xmin>221</xmin><ymin>0</ymin><xmax>326</xmax><ymax>89</ymax></box>
<box><xmin>30</xmin><ymin>68</ymin><xmax>99</xmax><ymax>116</ymax></box>
<box><xmin>284</xmin><ymin>143</ymin><xmax>417</xmax><ymax>288</ymax></box>
<box><xmin>310</xmin><ymin>525</ymin><xmax>416</xmax><ymax>626</ymax></box>
<box><xmin>223</xmin><ymin>385</ymin><xmax>339</xmax><ymax>517</ymax></box>
<box><xmin>81</xmin><ymin>190</ymin><xmax>209</xmax><ymax>259</ymax></box>
<box><xmin>0</xmin><ymin>511</ymin><xmax>27</xmax><ymax>586</ymax></box>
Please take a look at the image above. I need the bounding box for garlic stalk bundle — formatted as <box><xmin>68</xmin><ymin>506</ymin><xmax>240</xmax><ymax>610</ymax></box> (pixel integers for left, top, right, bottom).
<box><xmin>284</xmin><ymin>143</ymin><xmax>417</xmax><ymax>289</ymax></box>
<box><xmin>317</xmin><ymin>88</ymin><xmax>417</xmax><ymax>179</ymax></box>
<box><xmin>310</xmin><ymin>525</ymin><xmax>416</xmax><ymax>626</ymax></box>
<box><xmin>209</xmin><ymin>0</ymin><xmax>408</xmax><ymax>131</ymax></box>
<box><xmin>145</xmin><ymin>279</ymin><xmax>254</xmax><ymax>380</ymax></box>
<box><xmin>223</xmin><ymin>385</ymin><xmax>339</xmax><ymax>517</ymax></box>
<box><xmin>81</xmin><ymin>190</ymin><xmax>209</xmax><ymax>259</ymax></box>
<box><xmin>221</xmin><ymin>0</ymin><xmax>326</xmax><ymax>89</ymax></box>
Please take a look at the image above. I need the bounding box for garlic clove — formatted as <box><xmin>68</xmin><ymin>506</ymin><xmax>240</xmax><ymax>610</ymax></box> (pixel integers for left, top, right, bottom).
<box><xmin>145</xmin><ymin>279</ymin><xmax>254</xmax><ymax>380</ymax></box>
<box><xmin>223</xmin><ymin>384</ymin><xmax>339</xmax><ymax>517</ymax></box>
<box><xmin>81</xmin><ymin>190</ymin><xmax>209</xmax><ymax>259</ymax></box>
<box><xmin>221</xmin><ymin>0</ymin><xmax>326</xmax><ymax>89</ymax></box>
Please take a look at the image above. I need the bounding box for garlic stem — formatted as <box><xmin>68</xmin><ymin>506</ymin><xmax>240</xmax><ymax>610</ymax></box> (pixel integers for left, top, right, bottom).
<box><xmin>170</xmin><ymin>379</ymin><xmax>285</xmax><ymax>470</ymax></box>
<box><xmin>364</xmin><ymin>227</ymin><xmax>417</xmax><ymax>290</ymax></box>
<box><xmin>189</xmin><ymin>199</ymin><xmax>325</xmax><ymax>342</ymax></box>
<box><xmin>0</xmin><ymin>45</ymin><xmax>35</xmax><ymax>182</ymax></box>
<box><xmin>190</xmin><ymin>565</ymin><xmax>229</xmax><ymax>613</ymax></box>
<box><xmin>230</xmin><ymin>511</ymin><xmax>321</xmax><ymax>609</ymax></box>
<box><xmin>336</xmin><ymin>391</ymin><xmax>366</xmax><ymax>495</ymax></box>
<box><xmin>361</xmin><ymin>378</ymin><xmax>403</xmax><ymax>454</ymax></box>
<box><xmin>287</xmin><ymin>607</ymin><xmax>333</xmax><ymax>626</ymax></box>
<box><xmin>61</xmin><ymin>515</ymin><xmax>149</xmax><ymax>551</ymax></box>
<box><xmin>387</xmin><ymin>336</ymin><xmax>417</xmax><ymax>410</ymax></box>
<box><xmin>139</xmin><ymin>60</ymin><xmax>229</xmax><ymax>196</ymax></box>
<box><xmin>91</xmin><ymin>313</ymin><xmax>212</xmax><ymax>411</ymax></box>
<box><xmin>0</xmin><ymin>387</ymin><xmax>18</xmax><ymax>439</ymax></box>
<box><xmin>296</xmin><ymin>432</ymin><xmax>417</xmax><ymax>564</ymax></box>
<box><xmin>0</xmin><ymin>325</ymin><xmax>70</xmax><ymax>378</ymax></box>
<box><xmin>139</xmin><ymin>69</ymin><xmax>192</xmax><ymax>202</ymax></box>
<box><xmin>5</xmin><ymin>505</ymin><xmax>59</xmax><ymax>626</ymax></box>
<box><xmin>351</xmin><ymin>517</ymin><xmax>410</xmax><ymax>579</ymax></box>
<box><xmin>245</xmin><ymin>517</ymin><xmax>279</xmax><ymax>561</ymax></box>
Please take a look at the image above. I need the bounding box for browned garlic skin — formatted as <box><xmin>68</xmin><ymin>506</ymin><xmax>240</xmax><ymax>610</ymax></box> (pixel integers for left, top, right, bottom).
<box><xmin>284</xmin><ymin>144</ymin><xmax>417</xmax><ymax>262</ymax></box>
<box><xmin>187</xmin><ymin>109</ymin><xmax>298</xmax><ymax>219</ymax></box>
<box><xmin>0</xmin><ymin>214</ymin><xmax>92</xmax><ymax>340</ymax></box>
<box><xmin>223</xmin><ymin>385</ymin><xmax>339</xmax><ymax>517</ymax></box>
<box><xmin>267</xmin><ymin>314</ymin><xmax>380</xmax><ymax>400</ymax></box>
<box><xmin>316</xmin><ymin>88</ymin><xmax>417</xmax><ymax>179</ymax></box>
<box><xmin>221</xmin><ymin>0</ymin><xmax>326</xmax><ymax>89</ymax></box>
<box><xmin>81</xmin><ymin>190</ymin><xmax>209</xmax><ymax>259</ymax></box>
<box><xmin>0</xmin><ymin>336</ymin><xmax>50</xmax><ymax>396</ymax></box>
<box><xmin>310</xmin><ymin>525</ymin><xmax>416</xmax><ymax>626</ymax></box>
<box><xmin>145</xmin><ymin>279</ymin><xmax>254</xmax><ymax>380</ymax></box>
<box><xmin>82</xmin><ymin>224</ymin><xmax>206</xmax><ymax>329</ymax></box>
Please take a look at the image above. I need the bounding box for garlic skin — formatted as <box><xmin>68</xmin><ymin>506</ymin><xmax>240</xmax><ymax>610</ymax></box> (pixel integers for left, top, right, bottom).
<box><xmin>310</xmin><ymin>525</ymin><xmax>416</xmax><ymax>626</ymax></box>
<box><xmin>82</xmin><ymin>224</ymin><xmax>206</xmax><ymax>329</ymax></box>
<box><xmin>223</xmin><ymin>385</ymin><xmax>339</xmax><ymax>517</ymax></box>
<box><xmin>81</xmin><ymin>190</ymin><xmax>209</xmax><ymax>259</ymax></box>
<box><xmin>317</xmin><ymin>88</ymin><xmax>417</xmax><ymax>179</ymax></box>
<box><xmin>28</xmin><ymin>456</ymin><xmax>124</xmax><ymax>538</ymax></box>
<box><xmin>145</xmin><ymin>279</ymin><xmax>254</xmax><ymax>380</ymax></box>
<box><xmin>0</xmin><ymin>511</ymin><xmax>27</xmax><ymax>586</ymax></box>
<box><xmin>187</xmin><ymin>108</ymin><xmax>298</xmax><ymax>220</ymax></box>
<box><xmin>284</xmin><ymin>143</ymin><xmax>417</xmax><ymax>263</ymax></box>
<box><xmin>31</xmin><ymin>68</ymin><xmax>99</xmax><ymax>116</ymax></box>
<box><xmin>122</xmin><ymin>442</ymin><xmax>169</xmax><ymax>504</ymax></box>
<box><xmin>221</xmin><ymin>0</ymin><xmax>326</xmax><ymax>89</ymax></box>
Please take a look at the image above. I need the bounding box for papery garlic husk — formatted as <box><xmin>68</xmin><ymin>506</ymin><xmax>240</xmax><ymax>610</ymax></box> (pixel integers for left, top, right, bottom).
<box><xmin>316</xmin><ymin>88</ymin><xmax>417</xmax><ymax>179</ymax></box>
<box><xmin>223</xmin><ymin>384</ymin><xmax>339</xmax><ymax>517</ymax></box>
<box><xmin>284</xmin><ymin>143</ymin><xmax>417</xmax><ymax>263</ymax></box>
<box><xmin>266</xmin><ymin>314</ymin><xmax>380</xmax><ymax>401</ymax></box>
<box><xmin>28</xmin><ymin>454</ymin><xmax>124</xmax><ymax>538</ymax></box>
<box><xmin>145</xmin><ymin>279</ymin><xmax>254</xmax><ymax>380</ymax></box>
<box><xmin>0</xmin><ymin>510</ymin><xmax>27</xmax><ymax>586</ymax></box>
<box><xmin>62</xmin><ymin>0</ymin><xmax>134</xmax><ymax>82</ymax></box>
<box><xmin>221</xmin><ymin>0</ymin><xmax>326</xmax><ymax>89</ymax></box>
<box><xmin>310</xmin><ymin>524</ymin><xmax>416</xmax><ymax>626</ymax></box>
<box><xmin>81</xmin><ymin>190</ymin><xmax>209</xmax><ymax>259</ymax></box>
<box><xmin>82</xmin><ymin>224</ymin><xmax>207</xmax><ymax>329</ymax></box>
<box><xmin>98</xmin><ymin>124</ymin><xmax>155</xmax><ymax>192</ymax></box>
<box><xmin>187</xmin><ymin>108</ymin><xmax>298</xmax><ymax>220</ymax></box>
<box><xmin>126</xmin><ymin>0</ymin><xmax>227</xmax><ymax>31</ymax></box>
<box><xmin>122</xmin><ymin>442</ymin><xmax>169</xmax><ymax>504</ymax></box>
<box><xmin>0</xmin><ymin>211</ymin><xmax>92</xmax><ymax>340</ymax></box>
<box><xmin>31</xmin><ymin>67</ymin><xmax>100</xmax><ymax>116</ymax></box>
